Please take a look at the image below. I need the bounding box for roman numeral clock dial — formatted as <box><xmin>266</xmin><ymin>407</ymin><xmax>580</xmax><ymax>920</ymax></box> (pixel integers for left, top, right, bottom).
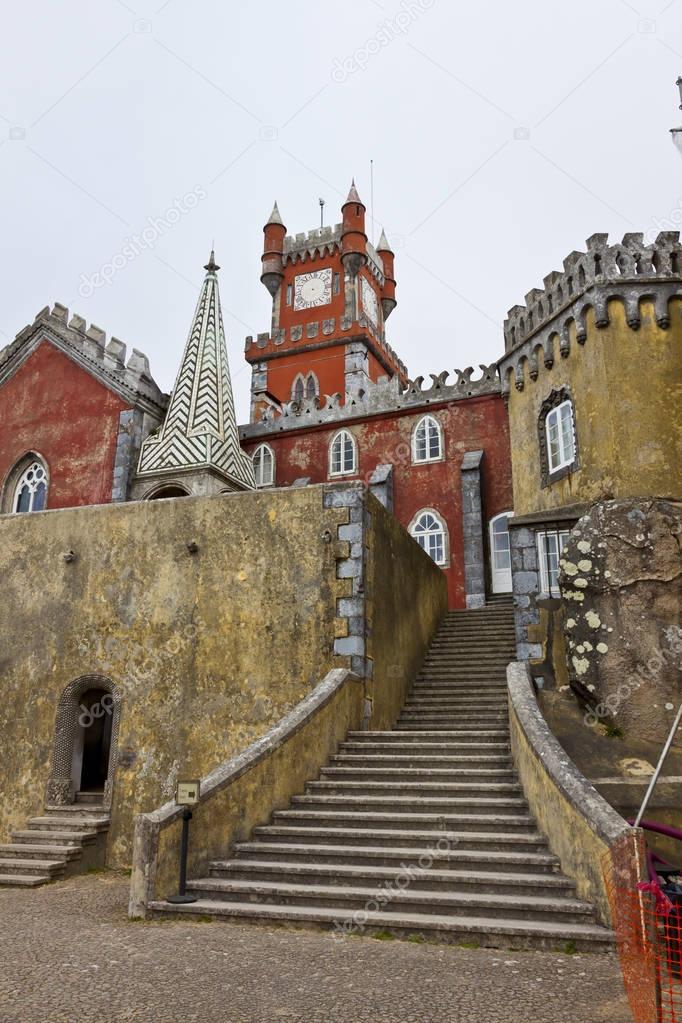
<box><xmin>293</xmin><ymin>268</ymin><xmax>332</xmax><ymax>310</ymax></box>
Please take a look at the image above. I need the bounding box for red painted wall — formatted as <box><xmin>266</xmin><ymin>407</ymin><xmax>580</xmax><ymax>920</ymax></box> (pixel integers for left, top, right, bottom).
<box><xmin>244</xmin><ymin>393</ymin><xmax>513</xmax><ymax>607</ymax></box>
<box><xmin>0</xmin><ymin>340</ymin><xmax>131</xmax><ymax>510</ymax></box>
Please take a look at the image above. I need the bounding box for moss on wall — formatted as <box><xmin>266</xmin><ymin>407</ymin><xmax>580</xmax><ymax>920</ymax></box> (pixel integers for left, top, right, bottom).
<box><xmin>507</xmin><ymin>299</ymin><xmax>682</xmax><ymax>517</ymax></box>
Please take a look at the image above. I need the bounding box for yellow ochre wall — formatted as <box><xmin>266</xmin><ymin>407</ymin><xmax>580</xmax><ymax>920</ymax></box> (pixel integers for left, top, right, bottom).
<box><xmin>507</xmin><ymin>298</ymin><xmax>682</xmax><ymax>517</ymax></box>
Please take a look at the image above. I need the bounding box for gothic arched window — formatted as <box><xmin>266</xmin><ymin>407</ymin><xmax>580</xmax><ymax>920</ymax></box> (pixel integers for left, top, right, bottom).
<box><xmin>329</xmin><ymin>429</ymin><xmax>357</xmax><ymax>477</ymax></box>
<box><xmin>7</xmin><ymin>457</ymin><xmax>49</xmax><ymax>514</ymax></box>
<box><xmin>292</xmin><ymin>375</ymin><xmax>305</xmax><ymax>401</ymax></box>
<box><xmin>252</xmin><ymin>443</ymin><xmax>275</xmax><ymax>488</ymax></box>
<box><xmin>409</xmin><ymin>508</ymin><xmax>449</xmax><ymax>566</ymax></box>
<box><xmin>412</xmin><ymin>415</ymin><xmax>443</xmax><ymax>463</ymax></box>
<box><xmin>305</xmin><ymin>373</ymin><xmax>319</xmax><ymax>399</ymax></box>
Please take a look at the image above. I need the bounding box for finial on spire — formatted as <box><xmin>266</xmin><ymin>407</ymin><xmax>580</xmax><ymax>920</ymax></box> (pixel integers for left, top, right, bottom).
<box><xmin>345</xmin><ymin>179</ymin><xmax>362</xmax><ymax>204</ymax></box>
<box><xmin>204</xmin><ymin>249</ymin><xmax>220</xmax><ymax>273</ymax></box>
<box><xmin>266</xmin><ymin>201</ymin><xmax>284</xmax><ymax>226</ymax></box>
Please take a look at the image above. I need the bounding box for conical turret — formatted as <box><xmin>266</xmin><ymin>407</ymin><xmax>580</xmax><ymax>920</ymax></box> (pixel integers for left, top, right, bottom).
<box><xmin>377</xmin><ymin>228</ymin><xmax>397</xmax><ymax>320</ymax></box>
<box><xmin>261</xmin><ymin>202</ymin><xmax>287</xmax><ymax>297</ymax></box>
<box><xmin>341</xmin><ymin>179</ymin><xmax>367</xmax><ymax>278</ymax></box>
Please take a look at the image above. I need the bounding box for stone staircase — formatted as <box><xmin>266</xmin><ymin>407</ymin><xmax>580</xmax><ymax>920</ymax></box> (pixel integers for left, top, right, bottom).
<box><xmin>150</xmin><ymin>600</ymin><xmax>614</xmax><ymax>951</ymax></box>
<box><xmin>0</xmin><ymin>798</ymin><xmax>110</xmax><ymax>887</ymax></box>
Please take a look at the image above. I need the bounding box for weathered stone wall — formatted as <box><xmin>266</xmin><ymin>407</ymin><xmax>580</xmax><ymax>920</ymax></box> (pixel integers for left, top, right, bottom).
<box><xmin>505</xmin><ymin>299</ymin><xmax>682</xmax><ymax>518</ymax></box>
<box><xmin>0</xmin><ymin>487</ymin><xmax>347</xmax><ymax>864</ymax></box>
<box><xmin>0</xmin><ymin>483</ymin><xmax>446</xmax><ymax>867</ymax></box>
<box><xmin>560</xmin><ymin>499</ymin><xmax>682</xmax><ymax>744</ymax></box>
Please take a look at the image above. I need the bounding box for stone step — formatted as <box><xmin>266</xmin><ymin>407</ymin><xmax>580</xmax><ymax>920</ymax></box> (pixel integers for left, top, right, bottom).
<box><xmin>306</xmin><ymin>781</ymin><xmax>521</xmax><ymax>797</ymax></box>
<box><xmin>271</xmin><ymin>810</ymin><xmax>538</xmax><ymax>833</ymax></box>
<box><xmin>0</xmin><ymin>873</ymin><xmax>52</xmax><ymax>887</ymax></box>
<box><xmin>43</xmin><ymin>805</ymin><xmax>107</xmax><ymax>816</ymax></box>
<box><xmin>339</xmin><ymin>741</ymin><xmax>511</xmax><ymax>754</ymax></box>
<box><xmin>11</xmin><ymin>829</ymin><xmax>97</xmax><ymax>846</ymax></box>
<box><xmin>208</xmin><ymin>860</ymin><xmax>569</xmax><ymax>897</ymax></box>
<box><xmin>287</xmin><ymin>794</ymin><xmax>528</xmax><ymax>812</ymax></box>
<box><xmin>395</xmin><ymin>722</ymin><xmax>511</xmax><ymax>733</ymax></box>
<box><xmin>146</xmin><ymin>899</ymin><xmax>613</xmax><ymax>953</ymax></box>
<box><xmin>404</xmin><ymin>697</ymin><xmax>508</xmax><ymax>707</ymax></box>
<box><xmin>332</xmin><ymin>753</ymin><xmax>513</xmax><ymax>767</ymax></box>
<box><xmin>232</xmin><ymin>842</ymin><xmax>560</xmax><ymax>875</ymax></box>
<box><xmin>28</xmin><ymin>816</ymin><xmax>109</xmax><ymax>833</ymax></box>
<box><xmin>0</xmin><ymin>857</ymin><xmax>64</xmax><ymax>877</ymax></box>
<box><xmin>347</xmin><ymin>730</ymin><xmax>509</xmax><ymax>743</ymax></box>
<box><xmin>398</xmin><ymin>713</ymin><xmax>508</xmax><ymax>724</ymax></box>
<box><xmin>251</xmin><ymin>825</ymin><xmax>548</xmax><ymax>852</ymax></box>
<box><xmin>183</xmin><ymin>878</ymin><xmax>596</xmax><ymax>926</ymax></box>
<box><xmin>0</xmin><ymin>843</ymin><xmax>80</xmax><ymax>861</ymax></box>
<box><xmin>321</xmin><ymin>767</ymin><xmax>516</xmax><ymax>781</ymax></box>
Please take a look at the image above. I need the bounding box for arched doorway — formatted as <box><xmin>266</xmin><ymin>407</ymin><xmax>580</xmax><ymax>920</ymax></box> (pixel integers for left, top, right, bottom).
<box><xmin>46</xmin><ymin>676</ymin><xmax>122</xmax><ymax>808</ymax></box>
<box><xmin>489</xmin><ymin>512</ymin><xmax>513</xmax><ymax>593</ymax></box>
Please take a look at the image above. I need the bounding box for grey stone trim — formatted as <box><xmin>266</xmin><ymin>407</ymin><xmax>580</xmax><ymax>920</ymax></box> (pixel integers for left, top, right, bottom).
<box><xmin>510</xmin><ymin>524</ymin><xmax>542</xmax><ymax>660</ymax></box>
<box><xmin>368</xmin><ymin>464</ymin><xmax>393</xmax><ymax>512</ymax></box>
<box><xmin>461</xmin><ymin>450</ymin><xmax>486</xmax><ymax>609</ymax></box>
<box><xmin>0</xmin><ymin>305</ymin><xmax>167</xmax><ymax>415</ymax></box>
<box><xmin>323</xmin><ymin>484</ymin><xmax>372</xmax><ymax>679</ymax></box>
<box><xmin>241</xmin><ymin>364</ymin><xmax>501</xmax><ymax>440</ymax></box>
<box><xmin>129</xmin><ymin>667</ymin><xmax>363</xmax><ymax>916</ymax></box>
<box><xmin>111</xmin><ymin>409</ymin><xmax>144</xmax><ymax>503</ymax></box>
<box><xmin>537</xmin><ymin>386</ymin><xmax>580</xmax><ymax>489</ymax></box>
<box><xmin>344</xmin><ymin>341</ymin><xmax>371</xmax><ymax>397</ymax></box>
<box><xmin>245</xmin><ymin>324</ymin><xmax>408</xmax><ymax>382</ymax></box>
<box><xmin>509</xmin><ymin>504</ymin><xmax>588</xmax><ymax>527</ymax></box>
<box><xmin>499</xmin><ymin>232</ymin><xmax>682</xmax><ymax>393</ymax></box>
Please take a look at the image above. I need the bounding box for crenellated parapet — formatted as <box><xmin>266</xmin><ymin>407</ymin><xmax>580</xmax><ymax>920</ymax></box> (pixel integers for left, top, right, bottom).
<box><xmin>500</xmin><ymin>232</ymin><xmax>682</xmax><ymax>392</ymax></box>
<box><xmin>241</xmin><ymin>363</ymin><xmax>501</xmax><ymax>439</ymax></box>
<box><xmin>0</xmin><ymin>302</ymin><xmax>167</xmax><ymax>413</ymax></box>
<box><xmin>245</xmin><ymin>313</ymin><xmax>408</xmax><ymax>380</ymax></box>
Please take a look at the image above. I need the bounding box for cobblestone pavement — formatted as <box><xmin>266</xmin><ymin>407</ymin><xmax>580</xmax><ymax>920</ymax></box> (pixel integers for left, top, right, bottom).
<box><xmin>0</xmin><ymin>874</ymin><xmax>632</xmax><ymax>1023</ymax></box>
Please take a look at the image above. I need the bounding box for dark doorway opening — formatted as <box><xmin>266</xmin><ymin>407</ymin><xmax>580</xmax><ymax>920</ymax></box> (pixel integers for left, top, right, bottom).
<box><xmin>78</xmin><ymin>689</ymin><xmax>113</xmax><ymax>793</ymax></box>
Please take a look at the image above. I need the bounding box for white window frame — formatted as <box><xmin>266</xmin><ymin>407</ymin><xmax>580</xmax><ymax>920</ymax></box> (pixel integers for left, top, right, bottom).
<box><xmin>291</xmin><ymin>374</ymin><xmax>305</xmax><ymax>401</ymax></box>
<box><xmin>329</xmin><ymin>429</ymin><xmax>357</xmax><ymax>478</ymax></box>
<box><xmin>305</xmin><ymin>372</ymin><xmax>319</xmax><ymax>400</ymax></box>
<box><xmin>537</xmin><ymin>529</ymin><xmax>570</xmax><ymax>596</ymax></box>
<box><xmin>409</xmin><ymin>508</ymin><xmax>449</xmax><ymax>567</ymax></box>
<box><xmin>252</xmin><ymin>443</ymin><xmax>275</xmax><ymax>488</ymax></box>
<box><xmin>545</xmin><ymin>399</ymin><xmax>575</xmax><ymax>474</ymax></box>
<box><xmin>411</xmin><ymin>414</ymin><xmax>443</xmax><ymax>464</ymax></box>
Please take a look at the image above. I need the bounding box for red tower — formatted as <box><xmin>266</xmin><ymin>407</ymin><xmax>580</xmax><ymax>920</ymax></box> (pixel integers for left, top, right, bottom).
<box><xmin>246</xmin><ymin>182</ymin><xmax>407</xmax><ymax>421</ymax></box>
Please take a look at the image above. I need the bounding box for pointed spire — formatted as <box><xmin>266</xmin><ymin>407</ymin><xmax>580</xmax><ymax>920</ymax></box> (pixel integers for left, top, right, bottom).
<box><xmin>266</xmin><ymin>201</ymin><xmax>284</xmax><ymax>226</ymax></box>
<box><xmin>345</xmin><ymin>179</ymin><xmax>362</xmax><ymax>205</ymax></box>
<box><xmin>204</xmin><ymin>249</ymin><xmax>220</xmax><ymax>273</ymax></box>
<box><xmin>136</xmin><ymin>262</ymin><xmax>256</xmax><ymax>492</ymax></box>
<box><xmin>377</xmin><ymin>228</ymin><xmax>393</xmax><ymax>254</ymax></box>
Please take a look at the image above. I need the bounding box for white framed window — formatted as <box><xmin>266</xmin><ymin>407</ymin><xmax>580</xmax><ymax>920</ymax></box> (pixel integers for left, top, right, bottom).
<box><xmin>545</xmin><ymin>400</ymin><xmax>575</xmax><ymax>473</ymax></box>
<box><xmin>12</xmin><ymin>459</ymin><xmax>48</xmax><ymax>513</ymax></box>
<box><xmin>329</xmin><ymin>429</ymin><xmax>357</xmax><ymax>477</ymax></box>
<box><xmin>412</xmin><ymin>415</ymin><xmax>443</xmax><ymax>463</ymax></box>
<box><xmin>252</xmin><ymin>443</ymin><xmax>275</xmax><ymax>488</ymax></box>
<box><xmin>489</xmin><ymin>512</ymin><xmax>513</xmax><ymax>593</ymax></box>
<box><xmin>409</xmin><ymin>509</ymin><xmax>449</xmax><ymax>567</ymax></box>
<box><xmin>537</xmin><ymin>529</ymin><xmax>570</xmax><ymax>595</ymax></box>
<box><xmin>305</xmin><ymin>372</ymin><xmax>319</xmax><ymax>399</ymax></box>
<box><xmin>292</xmin><ymin>374</ymin><xmax>305</xmax><ymax>401</ymax></box>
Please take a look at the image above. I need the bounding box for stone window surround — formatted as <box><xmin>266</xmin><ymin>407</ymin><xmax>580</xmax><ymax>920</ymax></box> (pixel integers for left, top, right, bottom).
<box><xmin>408</xmin><ymin>507</ymin><xmax>450</xmax><ymax>567</ymax></box>
<box><xmin>252</xmin><ymin>442</ymin><xmax>276</xmax><ymax>488</ymax></box>
<box><xmin>411</xmin><ymin>413</ymin><xmax>444</xmax><ymax>465</ymax></box>
<box><xmin>0</xmin><ymin>450</ymin><xmax>50</xmax><ymax>515</ymax></box>
<box><xmin>538</xmin><ymin>386</ymin><xmax>580</xmax><ymax>489</ymax></box>
<box><xmin>329</xmin><ymin>428</ymin><xmax>358</xmax><ymax>478</ymax></box>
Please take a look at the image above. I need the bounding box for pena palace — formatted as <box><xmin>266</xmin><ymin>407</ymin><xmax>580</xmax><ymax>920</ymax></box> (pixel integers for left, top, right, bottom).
<box><xmin>0</xmin><ymin>183</ymin><xmax>516</xmax><ymax>609</ymax></box>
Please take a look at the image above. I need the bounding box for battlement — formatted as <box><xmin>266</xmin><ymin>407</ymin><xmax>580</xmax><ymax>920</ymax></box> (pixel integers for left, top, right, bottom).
<box><xmin>240</xmin><ymin>363</ymin><xmax>500</xmax><ymax>439</ymax></box>
<box><xmin>245</xmin><ymin>314</ymin><xmax>408</xmax><ymax>380</ymax></box>
<box><xmin>504</xmin><ymin>232</ymin><xmax>682</xmax><ymax>353</ymax></box>
<box><xmin>282</xmin><ymin>223</ymin><xmax>385</xmax><ymax>280</ymax></box>
<box><xmin>499</xmin><ymin>232</ymin><xmax>682</xmax><ymax>393</ymax></box>
<box><xmin>0</xmin><ymin>303</ymin><xmax>167</xmax><ymax>411</ymax></box>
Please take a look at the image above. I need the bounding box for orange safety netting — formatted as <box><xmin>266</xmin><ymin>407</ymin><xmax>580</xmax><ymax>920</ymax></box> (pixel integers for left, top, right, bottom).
<box><xmin>604</xmin><ymin>830</ymin><xmax>682</xmax><ymax>1023</ymax></box>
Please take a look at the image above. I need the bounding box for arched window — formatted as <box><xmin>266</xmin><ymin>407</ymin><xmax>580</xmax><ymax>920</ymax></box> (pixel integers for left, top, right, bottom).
<box><xmin>11</xmin><ymin>457</ymin><xmax>48</xmax><ymax>513</ymax></box>
<box><xmin>305</xmin><ymin>372</ymin><xmax>319</xmax><ymax>399</ymax></box>
<box><xmin>412</xmin><ymin>415</ymin><xmax>443</xmax><ymax>463</ymax></box>
<box><xmin>252</xmin><ymin>443</ymin><xmax>275</xmax><ymax>487</ymax></box>
<box><xmin>292</xmin><ymin>375</ymin><xmax>305</xmax><ymax>401</ymax></box>
<box><xmin>489</xmin><ymin>511</ymin><xmax>513</xmax><ymax>593</ymax></box>
<box><xmin>329</xmin><ymin>429</ymin><xmax>357</xmax><ymax>477</ymax></box>
<box><xmin>409</xmin><ymin>509</ymin><xmax>449</xmax><ymax>566</ymax></box>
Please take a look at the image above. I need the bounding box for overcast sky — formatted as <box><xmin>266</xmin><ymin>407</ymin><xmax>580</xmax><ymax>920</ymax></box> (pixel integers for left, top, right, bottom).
<box><xmin>1</xmin><ymin>1</ymin><xmax>680</xmax><ymax>422</ymax></box>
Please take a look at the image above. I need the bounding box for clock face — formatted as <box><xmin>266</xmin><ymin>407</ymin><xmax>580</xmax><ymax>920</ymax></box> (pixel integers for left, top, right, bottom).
<box><xmin>361</xmin><ymin>276</ymin><xmax>379</xmax><ymax>327</ymax></box>
<box><xmin>294</xmin><ymin>268</ymin><xmax>332</xmax><ymax>310</ymax></box>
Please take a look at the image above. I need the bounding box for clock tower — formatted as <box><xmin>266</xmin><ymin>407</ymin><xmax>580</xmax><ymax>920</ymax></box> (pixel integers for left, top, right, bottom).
<box><xmin>246</xmin><ymin>182</ymin><xmax>406</xmax><ymax>421</ymax></box>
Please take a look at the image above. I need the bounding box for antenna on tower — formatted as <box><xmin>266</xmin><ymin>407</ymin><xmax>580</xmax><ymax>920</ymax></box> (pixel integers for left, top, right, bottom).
<box><xmin>319</xmin><ymin>197</ymin><xmax>325</xmax><ymax>230</ymax></box>
<box><xmin>370</xmin><ymin>159</ymin><xmax>375</xmax><ymax>246</ymax></box>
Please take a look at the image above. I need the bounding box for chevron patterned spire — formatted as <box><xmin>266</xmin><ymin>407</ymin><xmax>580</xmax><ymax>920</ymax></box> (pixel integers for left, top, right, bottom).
<box><xmin>137</xmin><ymin>253</ymin><xmax>256</xmax><ymax>491</ymax></box>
